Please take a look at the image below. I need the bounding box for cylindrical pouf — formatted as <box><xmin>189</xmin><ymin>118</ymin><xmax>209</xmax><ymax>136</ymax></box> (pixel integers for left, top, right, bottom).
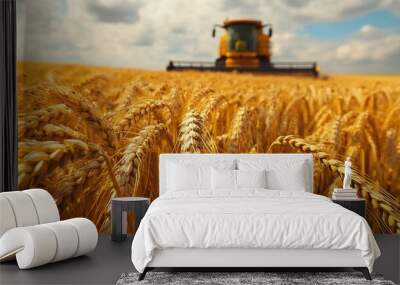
<box><xmin>23</xmin><ymin>189</ymin><xmax>60</xmax><ymax>224</ymax></box>
<box><xmin>64</xmin><ymin>218</ymin><xmax>98</xmax><ymax>257</ymax></box>
<box><xmin>0</xmin><ymin>226</ymin><xmax>57</xmax><ymax>269</ymax></box>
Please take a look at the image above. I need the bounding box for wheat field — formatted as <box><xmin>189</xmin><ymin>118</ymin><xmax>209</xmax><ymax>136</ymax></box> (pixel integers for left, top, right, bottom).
<box><xmin>17</xmin><ymin>61</ymin><xmax>400</xmax><ymax>234</ymax></box>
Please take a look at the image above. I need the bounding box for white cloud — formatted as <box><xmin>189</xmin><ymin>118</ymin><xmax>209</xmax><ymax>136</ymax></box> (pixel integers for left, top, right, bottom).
<box><xmin>382</xmin><ymin>0</ymin><xmax>400</xmax><ymax>16</ymax></box>
<box><xmin>85</xmin><ymin>0</ymin><xmax>144</xmax><ymax>23</ymax></box>
<box><xmin>273</xmin><ymin>0</ymin><xmax>384</xmax><ymax>22</ymax></box>
<box><xmin>17</xmin><ymin>0</ymin><xmax>400</xmax><ymax>73</ymax></box>
<box><xmin>336</xmin><ymin>25</ymin><xmax>400</xmax><ymax>62</ymax></box>
<box><xmin>360</xmin><ymin>24</ymin><xmax>376</xmax><ymax>34</ymax></box>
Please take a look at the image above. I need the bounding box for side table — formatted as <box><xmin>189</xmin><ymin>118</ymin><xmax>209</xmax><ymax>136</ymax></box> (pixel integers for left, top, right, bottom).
<box><xmin>332</xmin><ymin>198</ymin><xmax>366</xmax><ymax>218</ymax></box>
<box><xmin>111</xmin><ymin>197</ymin><xmax>150</xmax><ymax>242</ymax></box>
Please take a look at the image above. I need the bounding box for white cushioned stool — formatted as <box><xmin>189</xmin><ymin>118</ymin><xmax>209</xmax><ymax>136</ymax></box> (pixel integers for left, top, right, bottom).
<box><xmin>0</xmin><ymin>189</ymin><xmax>98</xmax><ymax>269</ymax></box>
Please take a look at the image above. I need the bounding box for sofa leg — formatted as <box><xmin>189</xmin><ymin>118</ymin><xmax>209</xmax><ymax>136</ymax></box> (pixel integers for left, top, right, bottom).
<box><xmin>138</xmin><ymin>268</ymin><xmax>148</xmax><ymax>281</ymax></box>
<box><xmin>354</xmin><ymin>267</ymin><xmax>371</xmax><ymax>280</ymax></box>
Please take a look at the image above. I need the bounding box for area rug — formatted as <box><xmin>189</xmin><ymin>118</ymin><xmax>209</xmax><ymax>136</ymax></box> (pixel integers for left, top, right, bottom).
<box><xmin>116</xmin><ymin>271</ymin><xmax>395</xmax><ymax>285</ymax></box>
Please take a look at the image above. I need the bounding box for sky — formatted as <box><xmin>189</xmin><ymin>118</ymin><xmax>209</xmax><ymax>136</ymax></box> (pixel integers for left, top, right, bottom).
<box><xmin>17</xmin><ymin>0</ymin><xmax>400</xmax><ymax>74</ymax></box>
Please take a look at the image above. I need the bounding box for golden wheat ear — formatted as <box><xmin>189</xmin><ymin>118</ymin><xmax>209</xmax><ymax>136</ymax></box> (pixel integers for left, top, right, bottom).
<box><xmin>28</xmin><ymin>124</ymin><xmax>87</xmax><ymax>141</ymax></box>
<box><xmin>18</xmin><ymin>139</ymin><xmax>95</xmax><ymax>188</ymax></box>
<box><xmin>18</xmin><ymin>104</ymin><xmax>73</xmax><ymax>139</ymax></box>
<box><xmin>269</xmin><ymin>135</ymin><xmax>400</xmax><ymax>234</ymax></box>
<box><xmin>228</xmin><ymin>107</ymin><xmax>256</xmax><ymax>153</ymax></box>
<box><xmin>116</xmin><ymin>124</ymin><xmax>169</xmax><ymax>196</ymax></box>
<box><xmin>115</xmin><ymin>100</ymin><xmax>170</xmax><ymax>138</ymax></box>
<box><xmin>50</xmin><ymin>86</ymin><xmax>116</xmax><ymax>149</ymax></box>
<box><xmin>178</xmin><ymin>111</ymin><xmax>216</xmax><ymax>153</ymax></box>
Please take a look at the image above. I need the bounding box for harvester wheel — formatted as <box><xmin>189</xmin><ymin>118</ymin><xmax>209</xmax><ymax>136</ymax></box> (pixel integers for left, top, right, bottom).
<box><xmin>259</xmin><ymin>57</ymin><xmax>270</xmax><ymax>67</ymax></box>
<box><xmin>215</xmin><ymin>57</ymin><xmax>226</xmax><ymax>68</ymax></box>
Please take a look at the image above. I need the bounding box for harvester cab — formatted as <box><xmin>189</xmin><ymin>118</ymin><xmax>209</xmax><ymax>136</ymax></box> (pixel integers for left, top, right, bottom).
<box><xmin>167</xmin><ymin>18</ymin><xmax>319</xmax><ymax>77</ymax></box>
<box><xmin>211</xmin><ymin>19</ymin><xmax>272</xmax><ymax>68</ymax></box>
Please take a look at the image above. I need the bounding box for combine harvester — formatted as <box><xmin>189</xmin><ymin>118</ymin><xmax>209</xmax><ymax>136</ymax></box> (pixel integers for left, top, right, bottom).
<box><xmin>167</xmin><ymin>18</ymin><xmax>319</xmax><ymax>77</ymax></box>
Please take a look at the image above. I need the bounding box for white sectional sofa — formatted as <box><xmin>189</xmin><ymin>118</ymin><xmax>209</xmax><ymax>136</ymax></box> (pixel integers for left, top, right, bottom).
<box><xmin>0</xmin><ymin>188</ymin><xmax>98</xmax><ymax>269</ymax></box>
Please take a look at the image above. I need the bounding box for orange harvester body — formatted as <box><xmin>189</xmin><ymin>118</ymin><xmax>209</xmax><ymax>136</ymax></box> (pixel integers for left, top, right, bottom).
<box><xmin>167</xmin><ymin>18</ymin><xmax>319</xmax><ymax>77</ymax></box>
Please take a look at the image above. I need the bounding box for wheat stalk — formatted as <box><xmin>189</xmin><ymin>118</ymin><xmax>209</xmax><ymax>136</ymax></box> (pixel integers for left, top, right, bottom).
<box><xmin>269</xmin><ymin>135</ymin><xmax>400</xmax><ymax>233</ymax></box>
<box><xmin>115</xmin><ymin>99</ymin><xmax>171</xmax><ymax>137</ymax></box>
<box><xmin>52</xmin><ymin>159</ymin><xmax>103</xmax><ymax>203</ymax></box>
<box><xmin>188</xmin><ymin>86</ymin><xmax>215</xmax><ymax>109</ymax></box>
<box><xmin>18</xmin><ymin>139</ymin><xmax>120</xmax><ymax>194</ymax></box>
<box><xmin>75</xmin><ymin>74</ymin><xmax>110</xmax><ymax>93</ymax></box>
<box><xmin>229</xmin><ymin>107</ymin><xmax>256</xmax><ymax>152</ymax></box>
<box><xmin>19</xmin><ymin>104</ymin><xmax>73</xmax><ymax>139</ymax></box>
<box><xmin>179</xmin><ymin>111</ymin><xmax>216</xmax><ymax>153</ymax></box>
<box><xmin>50</xmin><ymin>86</ymin><xmax>116</xmax><ymax>148</ymax></box>
<box><xmin>30</xmin><ymin>124</ymin><xmax>87</xmax><ymax>141</ymax></box>
<box><xmin>18</xmin><ymin>139</ymin><xmax>95</xmax><ymax>188</ymax></box>
<box><xmin>116</xmin><ymin>124</ymin><xmax>168</xmax><ymax>196</ymax></box>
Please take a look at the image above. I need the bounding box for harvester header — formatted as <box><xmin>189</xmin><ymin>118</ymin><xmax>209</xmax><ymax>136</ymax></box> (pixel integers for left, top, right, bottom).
<box><xmin>167</xmin><ymin>18</ymin><xmax>319</xmax><ymax>77</ymax></box>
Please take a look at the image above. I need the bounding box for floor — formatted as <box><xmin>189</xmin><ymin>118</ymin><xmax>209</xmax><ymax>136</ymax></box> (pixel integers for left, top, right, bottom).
<box><xmin>374</xmin><ymin>235</ymin><xmax>400</xmax><ymax>284</ymax></box>
<box><xmin>0</xmin><ymin>235</ymin><xmax>398</xmax><ymax>285</ymax></box>
<box><xmin>0</xmin><ymin>235</ymin><xmax>134</xmax><ymax>285</ymax></box>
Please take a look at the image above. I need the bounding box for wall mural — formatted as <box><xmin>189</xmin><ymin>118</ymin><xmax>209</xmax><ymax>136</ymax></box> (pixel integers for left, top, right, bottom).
<box><xmin>17</xmin><ymin>1</ymin><xmax>400</xmax><ymax>234</ymax></box>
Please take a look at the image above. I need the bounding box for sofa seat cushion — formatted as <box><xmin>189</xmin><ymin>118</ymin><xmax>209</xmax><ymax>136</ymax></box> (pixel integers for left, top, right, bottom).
<box><xmin>0</xmin><ymin>218</ymin><xmax>98</xmax><ymax>269</ymax></box>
